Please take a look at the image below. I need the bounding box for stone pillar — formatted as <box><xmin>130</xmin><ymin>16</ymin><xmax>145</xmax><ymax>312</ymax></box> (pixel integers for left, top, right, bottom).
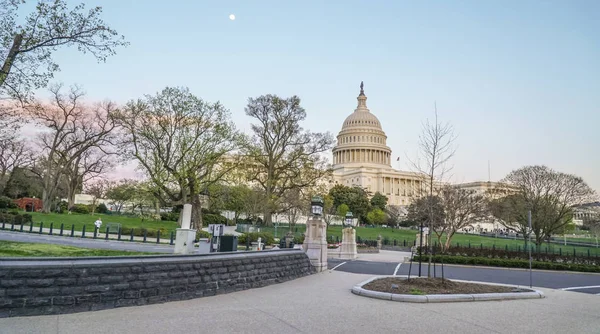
<box><xmin>303</xmin><ymin>218</ymin><xmax>328</xmax><ymax>272</ymax></box>
<box><xmin>339</xmin><ymin>227</ymin><xmax>357</xmax><ymax>260</ymax></box>
<box><xmin>174</xmin><ymin>204</ymin><xmax>196</xmax><ymax>254</ymax></box>
<box><xmin>377</xmin><ymin>234</ymin><xmax>383</xmax><ymax>250</ymax></box>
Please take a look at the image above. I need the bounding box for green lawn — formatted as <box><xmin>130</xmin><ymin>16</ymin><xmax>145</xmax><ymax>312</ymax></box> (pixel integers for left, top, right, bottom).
<box><xmin>28</xmin><ymin>212</ymin><xmax>178</xmax><ymax>233</ymax></box>
<box><xmin>0</xmin><ymin>241</ymin><xmax>155</xmax><ymax>257</ymax></box>
<box><xmin>260</xmin><ymin>224</ymin><xmax>600</xmax><ymax>256</ymax></box>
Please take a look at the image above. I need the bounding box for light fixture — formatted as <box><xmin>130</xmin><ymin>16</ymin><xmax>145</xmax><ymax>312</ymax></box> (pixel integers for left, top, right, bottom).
<box><xmin>345</xmin><ymin>211</ymin><xmax>353</xmax><ymax>228</ymax></box>
<box><xmin>310</xmin><ymin>196</ymin><xmax>324</xmax><ymax>216</ymax></box>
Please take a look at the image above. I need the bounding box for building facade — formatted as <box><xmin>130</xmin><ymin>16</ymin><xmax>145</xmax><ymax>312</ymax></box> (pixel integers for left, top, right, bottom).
<box><xmin>331</xmin><ymin>83</ymin><xmax>425</xmax><ymax>206</ymax></box>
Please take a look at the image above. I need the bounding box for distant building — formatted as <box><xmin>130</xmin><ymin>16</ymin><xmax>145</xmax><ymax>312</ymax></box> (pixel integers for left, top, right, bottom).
<box><xmin>330</xmin><ymin>83</ymin><xmax>426</xmax><ymax>206</ymax></box>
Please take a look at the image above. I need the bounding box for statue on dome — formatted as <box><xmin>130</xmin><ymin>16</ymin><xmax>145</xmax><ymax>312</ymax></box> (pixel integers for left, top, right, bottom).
<box><xmin>360</xmin><ymin>81</ymin><xmax>364</xmax><ymax>95</ymax></box>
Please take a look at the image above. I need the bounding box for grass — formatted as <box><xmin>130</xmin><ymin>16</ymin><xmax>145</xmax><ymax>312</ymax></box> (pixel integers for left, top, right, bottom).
<box><xmin>15</xmin><ymin>212</ymin><xmax>600</xmax><ymax>256</ymax></box>
<box><xmin>0</xmin><ymin>240</ymin><xmax>155</xmax><ymax>257</ymax></box>
<box><xmin>29</xmin><ymin>212</ymin><xmax>179</xmax><ymax>233</ymax></box>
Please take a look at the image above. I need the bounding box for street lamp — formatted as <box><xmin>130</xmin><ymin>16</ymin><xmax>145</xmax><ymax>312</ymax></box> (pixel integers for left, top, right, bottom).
<box><xmin>345</xmin><ymin>211</ymin><xmax>353</xmax><ymax>228</ymax></box>
<box><xmin>310</xmin><ymin>196</ymin><xmax>324</xmax><ymax>217</ymax></box>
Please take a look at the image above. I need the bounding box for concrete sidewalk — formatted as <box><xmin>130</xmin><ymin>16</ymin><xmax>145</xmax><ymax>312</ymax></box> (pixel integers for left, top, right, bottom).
<box><xmin>1</xmin><ymin>271</ymin><xmax>598</xmax><ymax>333</ymax></box>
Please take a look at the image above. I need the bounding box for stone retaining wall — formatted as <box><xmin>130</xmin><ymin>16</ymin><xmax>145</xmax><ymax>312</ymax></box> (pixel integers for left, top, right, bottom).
<box><xmin>0</xmin><ymin>249</ymin><xmax>314</xmax><ymax>318</ymax></box>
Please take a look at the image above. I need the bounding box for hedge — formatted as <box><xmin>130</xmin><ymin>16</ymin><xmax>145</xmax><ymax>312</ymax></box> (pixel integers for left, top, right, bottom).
<box><xmin>237</xmin><ymin>232</ymin><xmax>275</xmax><ymax>246</ymax></box>
<box><xmin>413</xmin><ymin>255</ymin><xmax>600</xmax><ymax>273</ymax></box>
<box><xmin>437</xmin><ymin>246</ymin><xmax>600</xmax><ymax>266</ymax></box>
<box><xmin>119</xmin><ymin>226</ymin><xmax>169</xmax><ymax>238</ymax></box>
<box><xmin>0</xmin><ymin>213</ymin><xmax>33</xmax><ymax>225</ymax></box>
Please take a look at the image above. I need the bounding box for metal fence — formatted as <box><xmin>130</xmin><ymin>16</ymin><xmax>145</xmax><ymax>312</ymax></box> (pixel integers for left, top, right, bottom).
<box><xmin>0</xmin><ymin>221</ymin><xmax>175</xmax><ymax>245</ymax></box>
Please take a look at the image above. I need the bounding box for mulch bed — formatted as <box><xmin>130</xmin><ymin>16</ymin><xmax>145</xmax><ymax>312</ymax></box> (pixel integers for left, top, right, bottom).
<box><xmin>362</xmin><ymin>277</ymin><xmax>530</xmax><ymax>295</ymax></box>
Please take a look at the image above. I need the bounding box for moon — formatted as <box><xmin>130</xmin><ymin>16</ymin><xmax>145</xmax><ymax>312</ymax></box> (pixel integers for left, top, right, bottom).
<box><xmin>229</xmin><ymin>14</ymin><xmax>235</xmax><ymax>21</ymax></box>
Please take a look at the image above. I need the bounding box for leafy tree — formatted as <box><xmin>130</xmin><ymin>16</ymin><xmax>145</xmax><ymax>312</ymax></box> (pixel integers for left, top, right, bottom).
<box><xmin>116</xmin><ymin>87</ymin><xmax>244</xmax><ymax>229</ymax></box>
<box><xmin>336</xmin><ymin>203</ymin><xmax>349</xmax><ymax>219</ymax></box>
<box><xmin>328</xmin><ymin>185</ymin><xmax>370</xmax><ymax>223</ymax></box>
<box><xmin>105</xmin><ymin>179</ymin><xmax>136</xmax><ymax>213</ymax></box>
<box><xmin>370</xmin><ymin>192</ymin><xmax>388</xmax><ymax>211</ymax></box>
<box><xmin>222</xmin><ymin>184</ymin><xmax>253</xmax><ymax>224</ymax></box>
<box><xmin>366</xmin><ymin>208</ymin><xmax>386</xmax><ymax>225</ymax></box>
<box><xmin>322</xmin><ymin>194</ymin><xmax>336</xmax><ymax>227</ymax></box>
<box><xmin>3</xmin><ymin>167</ymin><xmax>43</xmax><ymax>198</ymax></box>
<box><xmin>0</xmin><ymin>0</ymin><xmax>128</xmax><ymax>102</ymax></box>
<box><xmin>244</xmin><ymin>94</ymin><xmax>333</xmax><ymax>225</ymax></box>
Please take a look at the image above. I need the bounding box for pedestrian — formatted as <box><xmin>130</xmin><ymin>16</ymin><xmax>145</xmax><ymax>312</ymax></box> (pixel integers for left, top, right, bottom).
<box><xmin>94</xmin><ymin>217</ymin><xmax>102</xmax><ymax>230</ymax></box>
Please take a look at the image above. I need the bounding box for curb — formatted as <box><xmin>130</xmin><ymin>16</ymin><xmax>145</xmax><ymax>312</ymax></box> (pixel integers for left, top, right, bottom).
<box><xmin>351</xmin><ymin>276</ymin><xmax>545</xmax><ymax>303</ymax></box>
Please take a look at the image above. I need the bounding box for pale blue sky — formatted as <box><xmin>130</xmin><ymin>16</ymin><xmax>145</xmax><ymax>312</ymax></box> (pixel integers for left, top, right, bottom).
<box><xmin>21</xmin><ymin>1</ymin><xmax>600</xmax><ymax>191</ymax></box>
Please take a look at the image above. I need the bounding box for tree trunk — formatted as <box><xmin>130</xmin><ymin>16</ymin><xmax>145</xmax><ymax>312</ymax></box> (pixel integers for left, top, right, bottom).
<box><xmin>0</xmin><ymin>34</ymin><xmax>23</xmax><ymax>87</ymax></box>
<box><xmin>191</xmin><ymin>194</ymin><xmax>204</xmax><ymax>230</ymax></box>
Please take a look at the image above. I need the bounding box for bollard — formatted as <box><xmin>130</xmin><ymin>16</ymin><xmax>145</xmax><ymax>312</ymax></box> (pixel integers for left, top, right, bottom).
<box><xmin>29</xmin><ymin>222</ymin><xmax>33</xmax><ymax>233</ymax></box>
<box><xmin>93</xmin><ymin>226</ymin><xmax>98</xmax><ymax>239</ymax></box>
<box><xmin>39</xmin><ymin>222</ymin><xmax>43</xmax><ymax>234</ymax></box>
<box><xmin>588</xmin><ymin>249</ymin><xmax>591</xmax><ymax>257</ymax></box>
<box><xmin>59</xmin><ymin>223</ymin><xmax>64</xmax><ymax>236</ymax></box>
<box><xmin>82</xmin><ymin>225</ymin><xmax>86</xmax><ymax>238</ymax></box>
<box><xmin>505</xmin><ymin>244</ymin><xmax>508</xmax><ymax>251</ymax></box>
<box><xmin>118</xmin><ymin>227</ymin><xmax>122</xmax><ymax>241</ymax></box>
<box><xmin>468</xmin><ymin>241</ymin><xmax>471</xmax><ymax>248</ymax></box>
<box><xmin>403</xmin><ymin>239</ymin><xmax>406</xmax><ymax>247</ymax></box>
<box><xmin>130</xmin><ymin>228</ymin><xmax>134</xmax><ymax>242</ymax></box>
<box><xmin>156</xmin><ymin>230</ymin><xmax>160</xmax><ymax>244</ymax></box>
<box><xmin>20</xmin><ymin>223</ymin><xmax>24</xmax><ymax>232</ymax></box>
<box><xmin>1</xmin><ymin>221</ymin><xmax>4</xmax><ymax>229</ymax></box>
<box><xmin>480</xmin><ymin>243</ymin><xmax>483</xmax><ymax>250</ymax></box>
<box><xmin>559</xmin><ymin>248</ymin><xmax>562</xmax><ymax>256</ymax></box>
<box><xmin>105</xmin><ymin>227</ymin><xmax>109</xmax><ymax>240</ymax></box>
<box><xmin>70</xmin><ymin>224</ymin><xmax>75</xmax><ymax>237</ymax></box>
<box><xmin>10</xmin><ymin>222</ymin><xmax>14</xmax><ymax>231</ymax></box>
<box><xmin>143</xmin><ymin>230</ymin><xmax>147</xmax><ymax>243</ymax></box>
<box><xmin>573</xmin><ymin>248</ymin><xmax>576</xmax><ymax>257</ymax></box>
<box><xmin>49</xmin><ymin>222</ymin><xmax>53</xmax><ymax>235</ymax></box>
<box><xmin>170</xmin><ymin>231</ymin><xmax>174</xmax><ymax>245</ymax></box>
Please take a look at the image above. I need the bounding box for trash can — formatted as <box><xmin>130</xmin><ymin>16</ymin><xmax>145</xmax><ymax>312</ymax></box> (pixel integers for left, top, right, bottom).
<box><xmin>219</xmin><ymin>235</ymin><xmax>238</xmax><ymax>252</ymax></box>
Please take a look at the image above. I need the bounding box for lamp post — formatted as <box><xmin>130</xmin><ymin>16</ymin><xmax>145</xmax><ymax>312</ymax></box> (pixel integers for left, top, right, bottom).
<box><xmin>345</xmin><ymin>211</ymin><xmax>353</xmax><ymax>228</ymax></box>
<box><xmin>310</xmin><ymin>196</ymin><xmax>324</xmax><ymax>218</ymax></box>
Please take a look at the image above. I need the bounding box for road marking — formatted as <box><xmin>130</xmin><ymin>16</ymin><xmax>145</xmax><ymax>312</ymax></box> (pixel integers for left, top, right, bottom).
<box><xmin>330</xmin><ymin>262</ymin><xmax>347</xmax><ymax>271</ymax></box>
<box><xmin>560</xmin><ymin>285</ymin><xmax>600</xmax><ymax>291</ymax></box>
<box><xmin>393</xmin><ymin>263</ymin><xmax>402</xmax><ymax>276</ymax></box>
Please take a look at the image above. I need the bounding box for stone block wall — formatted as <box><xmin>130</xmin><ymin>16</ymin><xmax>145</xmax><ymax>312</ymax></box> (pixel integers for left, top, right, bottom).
<box><xmin>0</xmin><ymin>249</ymin><xmax>314</xmax><ymax>318</ymax></box>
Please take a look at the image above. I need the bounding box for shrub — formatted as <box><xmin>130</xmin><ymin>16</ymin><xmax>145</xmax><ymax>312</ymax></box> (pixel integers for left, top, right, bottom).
<box><xmin>202</xmin><ymin>213</ymin><xmax>227</xmax><ymax>226</ymax></box>
<box><xmin>0</xmin><ymin>213</ymin><xmax>14</xmax><ymax>224</ymax></box>
<box><xmin>56</xmin><ymin>201</ymin><xmax>69</xmax><ymax>213</ymax></box>
<box><xmin>195</xmin><ymin>230</ymin><xmax>212</xmax><ymax>241</ymax></box>
<box><xmin>237</xmin><ymin>232</ymin><xmax>275</xmax><ymax>246</ymax></box>
<box><xmin>0</xmin><ymin>212</ymin><xmax>32</xmax><ymax>225</ymax></box>
<box><xmin>161</xmin><ymin>212</ymin><xmax>180</xmax><ymax>222</ymax></box>
<box><xmin>294</xmin><ymin>234</ymin><xmax>305</xmax><ymax>244</ymax></box>
<box><xmin>437</xmin><ymin>246</ymin><xmax>600</xmax><ymax>266</ymax></box>
<box><xmin>412</xmin><ymin>255</ymin><xmax>600</xmax><ymax>273</ymax></box>
<box><xmin>0</xmin><ymin>196</ymin><xmax>15</xmax><ymax>209</ymax></box>
<box><xmin>119</xmin><ymin>227</ymin><xmax>169</xmax><ymax>238</ymax></box>
<box><xmin>71</xmin><ymin>204</ymin><xmax>89</xmax><ymax>214</ymax></box>
<box><xmin>96</xmin><ymin>203</ymin><xmax>109</xmax><ymax>214</ymax></box>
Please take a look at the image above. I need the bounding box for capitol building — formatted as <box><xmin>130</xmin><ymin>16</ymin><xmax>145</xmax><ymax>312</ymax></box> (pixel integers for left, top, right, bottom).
<box><xmin>331</xmin><ymin>83</ymin><xmax>426</xmax><ymax>206</ymax></box>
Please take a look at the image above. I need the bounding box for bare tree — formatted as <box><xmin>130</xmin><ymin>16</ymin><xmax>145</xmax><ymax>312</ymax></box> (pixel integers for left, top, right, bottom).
<box><xmin>116</xmin><ymin>87</ymin><xmax>244</xmax><ymax>229</ymax></box>
<box><xmin>244</xmin><ymin>94</ymin><xmax>334</xmax><ymax>226</ymax></box>
<box><xmin>0</xmin><ymin>0</ymin><xmax>128</xmax><ymax>102</ymax></box>
<box><xmin>281</xmin><ymin>188</ymin><xmax>309</xmax><ymax>234</ymax></box>
<box><xmin>25</xmin><ymin>84</ymin><xmax>117</xmax><ymax>212</ymax></box>
<box><xmin>499</xmin><ymin>165</ymin><xmax>596</xmax><ymax>247</ymax></box>
<box><xmin>409</xmin><ymin>106</ymin><xmax>457</xmax><ymax>277</ymax></box>
<box><xmin>439</xmin><ymin>186</ymin><xmax>487</xmax><ymax>251</ymax></box>
<box><xmin>63</xmin><ymin>146</ymin><xmax>114</xmax><ymax>208</ymax></box>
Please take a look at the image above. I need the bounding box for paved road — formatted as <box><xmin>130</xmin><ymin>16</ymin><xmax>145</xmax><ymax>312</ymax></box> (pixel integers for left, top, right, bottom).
<box><xmin>0</xmin><ymin>230</ymin><xmax>174</xmax><ymax>254</ymax></box>
<box><xmin>328</xmin><ymin>258</ymin><xmax>600</xmax><ymax>295</ymax></box>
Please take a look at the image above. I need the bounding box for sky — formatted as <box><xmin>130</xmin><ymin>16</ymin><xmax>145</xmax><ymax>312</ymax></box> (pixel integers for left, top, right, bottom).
<box><xmin>17</xmin><ymin>0</ymin><xmax>600</xmax><ymax>192</ymax></box>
